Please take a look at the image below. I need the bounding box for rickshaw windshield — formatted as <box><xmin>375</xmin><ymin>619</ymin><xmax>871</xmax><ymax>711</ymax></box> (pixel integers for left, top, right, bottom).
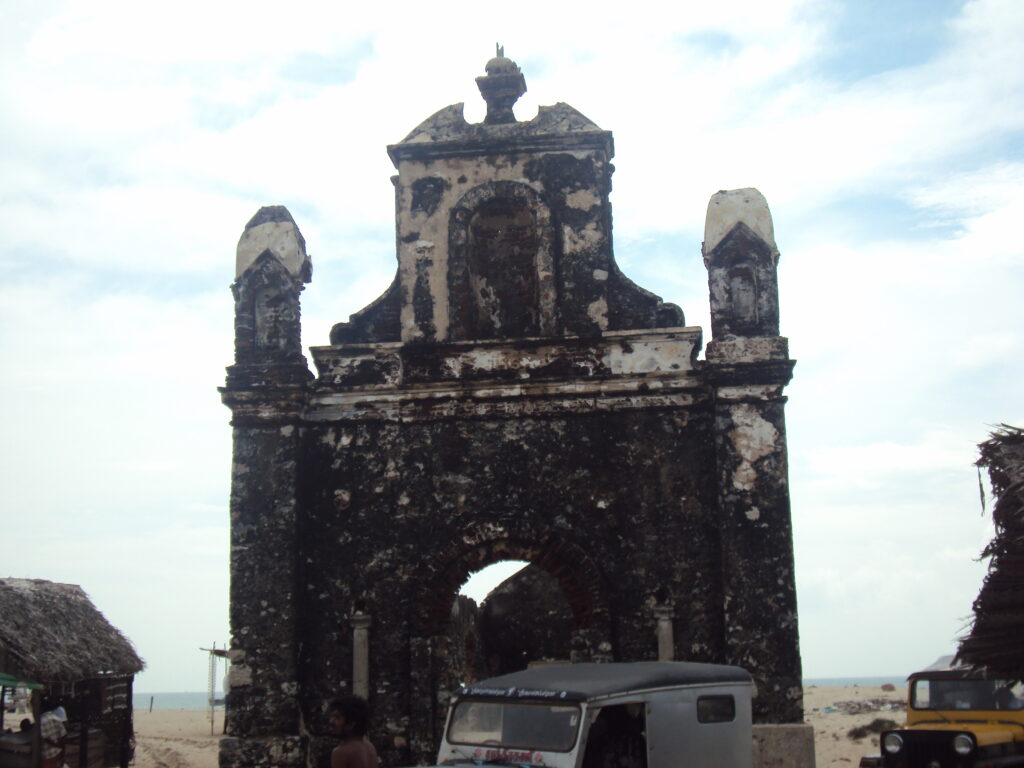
<box><xmin>448</xmin><ymin>700</ymin><xmax>581</xmax><ymax>752</ymax></box>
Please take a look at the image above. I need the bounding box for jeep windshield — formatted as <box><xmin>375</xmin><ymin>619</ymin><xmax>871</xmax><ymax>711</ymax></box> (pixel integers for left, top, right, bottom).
<box><xmin>447</xmin><ymin>700</ymin><xmax>581</xmax><ymax>753</ymax></box>
<box><xmin>911</xmin><ymin>677</ymin><xmax>1024</xmax><ymax>711</ymax></box>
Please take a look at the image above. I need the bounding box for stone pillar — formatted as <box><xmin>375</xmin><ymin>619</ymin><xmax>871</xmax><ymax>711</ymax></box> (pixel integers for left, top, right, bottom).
<box><xmin>654</xmin><ymin>604</ymin><xmax>674</xmax><ymax>661</ymax></box>
<box><xmin>220</xmin><ymin>207</ymin><xmax>312</xmax><ymax>768</ymax></box>
<box><xmin>703</xmin><ymin>190</ymin><xmax>803</xmax><ymax>725</ymax></box>
<box><xmin>351</xmin><ymin>612</ymin><xmax>372</xmax><ymax>700</ymax></box>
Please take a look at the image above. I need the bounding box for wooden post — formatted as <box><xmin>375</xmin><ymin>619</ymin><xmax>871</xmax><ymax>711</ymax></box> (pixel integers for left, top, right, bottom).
<box><xmin>78</xmin><ymin>714</ymin><xmax>88</xmax><ymax>768</ymax></box>
<box><xmin>31</xmin><ymin>689</ymin><xmax>42</xmax><ymax>768</ymax></box>
<box><xmin>209</xmin><ymin>642</ymin><xmax>217</xmax><ymax>737</ymax></box>
<box><xmin>122</xmin><ymin>675</ymin><xmax>135</xmax><ymax>768</ymax></box>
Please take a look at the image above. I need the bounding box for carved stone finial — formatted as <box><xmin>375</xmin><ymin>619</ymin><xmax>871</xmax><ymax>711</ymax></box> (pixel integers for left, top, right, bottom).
<box><xmin>236</xmin><ymin>205</ymin><xmax>311</xmax><ymax>282</ymax></box>
<box><xmin>702</xmin><ymin>188</ymin><xmax>782</xmax><ymax>340</ymax></box>
<box><xmin>703</xmin><ymin>188</ymin><xmax>777</xmax><ymax>259</ymax></box>
<box><xmin>476</xmin><ymin>46</ymin><xmax>527</xmax><ymax>124</ymax></box>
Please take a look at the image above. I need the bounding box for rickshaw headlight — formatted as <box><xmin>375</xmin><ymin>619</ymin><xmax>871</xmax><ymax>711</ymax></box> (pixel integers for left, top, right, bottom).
<box><xmin>953</xmin><ymin>733</ymin><xmax>974</xmax><ymax>755</ymax></box>
<box><xmin>882</xmin><ymin>733</ymin><xmax>903</xmax><ymax>754</ymax></box>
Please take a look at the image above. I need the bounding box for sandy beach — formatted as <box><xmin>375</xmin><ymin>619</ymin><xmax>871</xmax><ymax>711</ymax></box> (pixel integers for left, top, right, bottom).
<box><xmin>133</xmin><ymin>708</ymin><xmax>224</xmax><ymax>768</ymax></box>
<box><xmin>129</xmin><ymin>684</ymin><xmax>905</xmax><ymax>768</ymax></box>
<box><xmin>803</xmin><ymin>684</ymin><xmax>905</xmax><ymax>767</ymax></box>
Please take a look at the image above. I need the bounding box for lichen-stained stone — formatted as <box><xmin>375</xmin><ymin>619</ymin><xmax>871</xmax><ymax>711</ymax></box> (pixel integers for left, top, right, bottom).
<box><xmin>702</xmin><ymin>190</ymin><xmax>802</xmax><ymax>723</ymax></box>
<box><xmin>704</xmin><ymin>188</ymin><xmax>781</xmax><ymax>341</ymax></box>
<box><xmin>220</xmin><ymin>735</ymin><xmax>305</xmax><ymax>768</ymax></box>
<box><xmin>221</xmin><ymin>55</ymin><xmax>804</xmax><ymax>768</ymax></box>
<box><xmin>704</xmin><ymin>188</ymin><xmax>777</xmax><ymax>257</ymax></box>
<box><xmin>225</xmin><ymin>205</ymin><xmax>313</xmax><ymax>399</ymax></box>
<box><xmin>235</xmin><ymin>205</ymin><xmax>311</xmax><ymax>282</ymax></box>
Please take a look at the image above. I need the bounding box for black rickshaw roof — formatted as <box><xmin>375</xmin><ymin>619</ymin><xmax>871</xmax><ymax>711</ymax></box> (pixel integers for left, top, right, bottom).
<box><xmin>458</xmin><ymin>662</ymin><xmax>752</xmax><ymax>703</ymax></box>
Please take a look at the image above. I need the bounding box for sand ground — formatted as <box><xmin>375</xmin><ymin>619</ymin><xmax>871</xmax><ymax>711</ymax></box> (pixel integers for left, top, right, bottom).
<box><xmin>133</xmin><ymin>708</ymin><xmax>224</xmax><ymax>768</ymax></box>
<box><xmin>130</xmin><ymin>685</ymin><xmax>905</xmax><ymax>767</ymax></box>
<box><xmin>803</xmin><ymin>684</ymin><xmax>905</xmax><ymax>767</ymax></box>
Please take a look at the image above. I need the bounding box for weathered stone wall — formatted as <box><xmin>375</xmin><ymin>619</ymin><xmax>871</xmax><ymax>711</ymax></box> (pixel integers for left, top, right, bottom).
<box><xmin>703</xmin><ymin>189</ymin><xmax>802</xmax><ymax>724</ymax></box>
<box><xmin>294</xmin><ymin>404</ymin><xmax>722</xmax><ymax>763</ymax></box>
<box><xmin>330</xmin><ymin>101</ymin><xmax>681</xmax><ymax>348</ymax></box>
<box><xmin>445</xmin><ymin>595</ymin><xmax>481</xmax><ymax>687</ymax></box>
<box><xmin>220</xmin><ymin>208</ymin><xmax>312</xmax><ymax>768</ymax></box>
<box><xmin>221</xmin><ymin>60</ymin><xmax>805</xmax><ymax>768</ymax></box>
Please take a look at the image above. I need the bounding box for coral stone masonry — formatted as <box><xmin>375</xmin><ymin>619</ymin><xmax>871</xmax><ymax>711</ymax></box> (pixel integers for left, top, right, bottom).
<box><xmin>220</xmin><ymin>55</ymin><xmax>808</xmax><ymax>768</ymax></box>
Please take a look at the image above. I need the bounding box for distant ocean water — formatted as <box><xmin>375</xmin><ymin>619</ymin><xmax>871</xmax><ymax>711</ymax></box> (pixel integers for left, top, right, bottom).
<box><xmin>134</xmin><ymin>692</ymin><xmax>225</xmax><ymax>711</ymax></box>
<box><xmin>804</xmin><ymin>676</ymin><xmax>906</xmax><ymax>687</ymax></box>
<box><xmin>136</xmin><ymin>677</ymin><xmax>907</xmax><ymax>711</ymax></box>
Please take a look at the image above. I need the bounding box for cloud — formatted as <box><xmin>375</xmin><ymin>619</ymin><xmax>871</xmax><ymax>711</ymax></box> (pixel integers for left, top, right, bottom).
<box><xmin>0</xmin><ymin>274</ymin><xmax>232</xmax><ymax>530</ymax></box>
<box><xmin>281</xmin><ymin>42</ymin><xmax>375</xmax><ymax>86</ymax></box>
<box><xmin>803</xmin><ymin>432</ymin><xmax>975</xmax><ymax>488</ymax></box>
<box><xmin>908</xmin><ymin>162</ymin><xmax>1024</xmax><ymax>261</ymax></box>
<box><xmin>2</xmin><ymin>523</ymin><xmax>230</xmax><ymax>691</ymax></box>
<box><xmin>607</xmin><ymin>0</ymin><xmax>1024</xmax><ymax>234</ymax></box>
<box><xmin>777</xmin><ymin>170</ymin><xmax>1024</xmax><ymax>431</ymax></box>
<box><xmin>1</xmin><ymin>0</ymin><xmax>1022</xmax><ymax>689</ymax></box>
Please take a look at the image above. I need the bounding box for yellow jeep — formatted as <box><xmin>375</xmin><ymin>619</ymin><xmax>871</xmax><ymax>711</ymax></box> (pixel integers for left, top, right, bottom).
<box><xmin>861</xmin><ymin>656</ymin><xmax>1024</xmax><ymax>768</ymax></box>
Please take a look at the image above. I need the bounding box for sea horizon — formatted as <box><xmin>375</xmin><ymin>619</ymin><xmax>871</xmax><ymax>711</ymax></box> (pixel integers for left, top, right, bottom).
<box><xmin>134</xmin><ymin>675</ymin><xmax>908</xmax><ymax>711</ymax></box>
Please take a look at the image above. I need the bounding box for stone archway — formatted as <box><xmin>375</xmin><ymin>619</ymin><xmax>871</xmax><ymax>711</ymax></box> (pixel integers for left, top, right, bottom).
<box><xmin>405</xmin><ymin>530</ymin><xmax>612</xmax><ymax>763</ymax></box>
<box><xmin>476</xmin><ymin>564</ymin><xmax>575</xmax><ymax>676</ymax></box>
<box><xmin>220</xmin><ymin>61</ymin><xmax>806</xmax><ymax>768</ymax></box>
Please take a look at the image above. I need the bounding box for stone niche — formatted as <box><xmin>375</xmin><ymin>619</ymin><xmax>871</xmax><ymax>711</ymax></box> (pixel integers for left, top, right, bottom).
<box><xmin>220</xmin><ymin>53</ymin><xmax>810</xmax><ymax>768</ymax></box>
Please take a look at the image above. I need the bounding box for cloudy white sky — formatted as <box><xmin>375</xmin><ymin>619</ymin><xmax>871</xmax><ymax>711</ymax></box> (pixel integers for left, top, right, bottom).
<box><xmin>2</xmin><ymin>0</ymin><xmax>1021</xmax><ymax>693</ymax></box>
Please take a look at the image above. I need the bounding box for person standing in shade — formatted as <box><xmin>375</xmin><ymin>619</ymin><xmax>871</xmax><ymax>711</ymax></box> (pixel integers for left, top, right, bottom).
<box><xmin>39</xmin><ymin>699</ymin><xmax>66</xmax><ymax>768</ymax></box>
<box><xmin>329</xmin><ymin>695</ymin><xmax>379</xmax><ymax>768</ymax></box>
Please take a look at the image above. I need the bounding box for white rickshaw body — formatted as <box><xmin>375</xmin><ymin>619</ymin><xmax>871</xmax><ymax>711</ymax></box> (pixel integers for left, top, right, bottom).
<box><xmin>435</xmin><ymin>662</ymin><xmax>754</xmax><ymax>768</ymax></box>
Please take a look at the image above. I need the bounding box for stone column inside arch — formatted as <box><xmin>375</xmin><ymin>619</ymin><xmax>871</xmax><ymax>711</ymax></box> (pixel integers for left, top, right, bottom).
<box><xmin>351</xmin><ymin>612</ymin><xmax>372</xmax><ymax>700</ymax></box>
<box><xmin>654</xmin><ymin>604</ymin><xmax>675</xmax><ymax>661</ymax></box>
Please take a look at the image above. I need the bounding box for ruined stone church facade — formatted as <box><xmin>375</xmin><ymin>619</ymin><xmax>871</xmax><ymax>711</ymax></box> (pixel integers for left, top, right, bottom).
<box><xmin>220</xmin><ymin>55</ymin><xmax>805</xmax><ymax>768</ymax></box>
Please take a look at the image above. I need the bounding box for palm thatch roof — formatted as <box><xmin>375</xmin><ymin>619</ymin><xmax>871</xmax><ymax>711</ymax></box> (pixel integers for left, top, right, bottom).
<box><xmin>957</xmin><ymin>425</ymin><xmax>1024</xmax><ymax>680</ymax></box>
<box><xmin>0</xmin><ymin>578</ymin><xmax>144</xmax><ymax>684</ymax></box>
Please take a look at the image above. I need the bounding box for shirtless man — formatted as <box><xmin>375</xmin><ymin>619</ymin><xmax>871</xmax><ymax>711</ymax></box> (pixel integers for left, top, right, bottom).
<box><xmin>329</xmin><ymin>696</ymin><xmax>379</xmax><ymax>768</ymax></box>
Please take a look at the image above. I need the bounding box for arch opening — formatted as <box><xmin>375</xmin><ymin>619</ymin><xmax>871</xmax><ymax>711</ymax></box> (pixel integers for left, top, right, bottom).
<box><xmin>470</xmin><ymin>560</ymin><xmax>575</xmax><ymax>678</ymax></box>
<box><xmin>460</xmin><ymin>560</ymin><xmax>529</xmax><ymax>603</ymax></box>
<box><xmin>412</xmin><ymin>536</ymin><xmax>609</xmax><ymax>643</ymax></box>
<box><xmin>406</xmin><ymin>539</ymin><xmax>612</xmax><ymax>763</ymax></box>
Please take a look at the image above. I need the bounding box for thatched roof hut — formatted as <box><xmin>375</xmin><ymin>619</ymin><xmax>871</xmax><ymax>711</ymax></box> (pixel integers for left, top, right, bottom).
<box><xmin>0</xmin><ymin>578</ymin><xmax>144</xmax><ymax>685</ymax></box>
<box><xmin>957</xmin><ymin>425</ymin><xmax>1024</xmax><ymax>680</ymax></box>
